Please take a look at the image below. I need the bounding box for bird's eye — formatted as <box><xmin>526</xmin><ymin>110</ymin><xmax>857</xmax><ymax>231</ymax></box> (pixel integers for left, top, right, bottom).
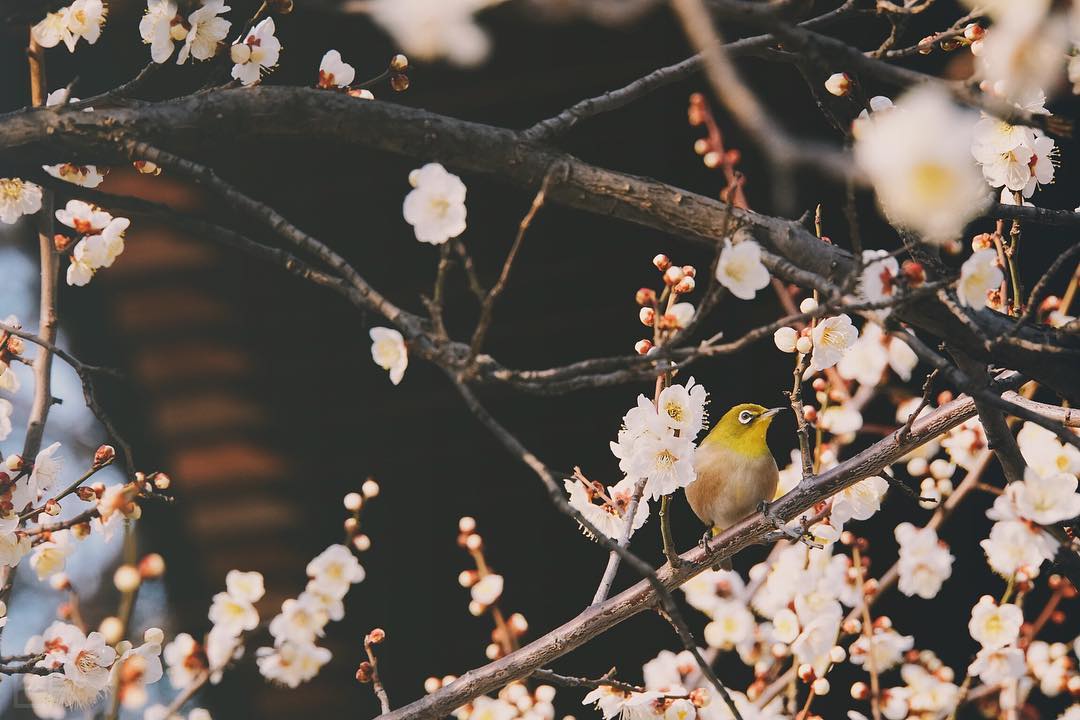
<box><xmin>738</xmin><ymin>410</ymin><xmax>753</xmax><ymax>425</ymax></box>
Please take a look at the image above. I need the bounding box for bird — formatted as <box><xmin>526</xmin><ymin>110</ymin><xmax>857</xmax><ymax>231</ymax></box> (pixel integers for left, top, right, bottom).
<box><xmin>685</xmin><ymin>403</ymin><xmax>786</xmax><ymax>570</ymax></box>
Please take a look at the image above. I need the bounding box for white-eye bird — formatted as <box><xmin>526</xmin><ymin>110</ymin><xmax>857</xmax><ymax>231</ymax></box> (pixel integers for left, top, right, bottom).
<box><xmin>685</xmin><ymin>402</ymin><xmax>785</xmax><ymax>569</ymax></box>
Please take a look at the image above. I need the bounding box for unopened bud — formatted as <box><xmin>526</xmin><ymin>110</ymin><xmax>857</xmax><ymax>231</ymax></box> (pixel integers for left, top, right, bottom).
<box><xmin>796</xmin><ymin>336</ymin><xmax>813</xmax><ymax>355</ymax></box>
<box><xmin>936</xmin><ymin>390</ymin><xmax>954</xmax><ymax>405</ymax></box>
<box><xmin>458</xmin><ymin>516</ymin><xmax>476</xmax><ymax>533</ymax></box>
<box><xmin>652</xmin><ymin>254</ymin><xmax>671</xmax><ymax>272</ymax></box>
<box><xmin>388</xmin><ymin>53</ymin><xmax>409</xmax><ymax>73</ymax></box>
<box><xmin>918</xmin><ymin>35</ymin><xmax>935</xmax><ymax>54</ymax></box>
<box><xmin>485</xmin><ymin>643</ymin><xmax>501</xmax><ymax>660</ymax></box>
<box><xmin>344</xmin><ymin>492</ymin><xmax>363</xmax><ymax>512</ymax></box>
<box><xmin>5</xmin><ymin>454</ymin><xmax>23</xmax><ymax>472</ymax></box>
<box><xmin>99</xmin><ymin>616</ymin><xmax>124</xmax><ymax>644</ymax></box>
<box><xmin>114</xmin><ymin>564</ymin><xmax>141</xmax><ymax>593</ymax></box>
<box><xmin>829</xmin><ymin>645</ymin><xmax>846</xmax><ymax>664</ymax></box>
<box><xmin>356</xmin><ymin>661</ymin><xmax>373</xmax><ymax>682</ymax></box>
<box><xmin>153</xmin><ymin>473</ymin><xmax>171</xmax><ymax>491</ymax></box>
<box><xmin>663</xmin><ymin>266</ymin><xmax>685</xmax><ymax>286</ymax></box>
<box><xmin>634</xmin><ymin>339</ymin><xmax>653</xmax><ymax>355</ymax></box>
<box><xmin>366</xmin><ymin>628</ymin><xmax>386</xmax><ymax>644</ymax></box>
<box><xmin>799</xmin><ymin>297</ymin><xmax>818</xmax><ymax>313</ymax></box>
<box><xmin>636</xmin><ymin>287</ymin><xmax>657</xmax><ymax>306</ymax></box>
<box><xmin>76</xmin><ymin>486</ymin><xmax>97</xmax><ymax>501</ymax></box>
<box><xmin>352</xmin><ymin>533</ymin><xmax>371</xmax><ymax>551</ymax></box>
<box><xmin>94</xmin><ymin>445</ymin><xmax>116</xmax><ymax>467</ymax></box>
<box><xmin>344</xmin><ymin>517</ymin><xmax>359</xmax><ymax>533</ymax></box>
<box><xmin>508</xmin><ymin>612</ymin><xmax>528</xmax><ymax>635</ymax></box>
<box><xmin>812</xmin><ymin>678</ymin><xmax>830</xmax><ymax>695</ymax></box>
<box><xmin>673</xmin><ymin>276</ymin><xmax>695</xmax><ymax>294</ymax></box>
<box><xmin>458</xmin><ymin>570</ymin><xmax>477</xmax><ymax>587</ymax></box>
<box><xmin>850</xmin><ymin>681</ymin><xmax>869</xmax><ymax>700</ymax></box>
<box><xmin>43</xmin><ymin>498</ymin><xmax>61</xmax><ymax>516</ymax></box>
<box><xmin>424</xmin><ymin>677</ymin><xmax>442</xmax><ymax>693</ymax></box>
<box><xmin>797</xmin><ymin>663</ymin><xmax>815</xmax><ymax>683</ymax></box>
<box><xmin>390</xmin><ymin>74</ymin><xmax>410</xmax><ymax>92</ymax></box>
<box><xmin>139</xmin><ymin>553</ymin><xmax>165</xmax><ymax>578</ymax></box>
<box><xmin>362</xmin><ymin>479</ymin><xmax>380</xmax><ymax>498</ymax></box>
<box><xmin>693</xmin><ymin>138</ymin><xmax>709</xmax><ymax>155</ymax></box>
<box><xmin>468</xmin><ymin>600</ymin><xmax>484</xmax><ymax>616</ymax></box>
<box><xmin>811</xmin><ymin>378</ymin><xmax>827</xmax><ymax>391</ymax></box>
<box><xmin>703</xmin><ymin>151</ymin><xmax>721</xmax><ymax>169</ymax></box>
<box><xmin>963</xmin><ymin>23</ymin><xmax>984</xmax><ymax>42</ymax></box>
<box><xmin>901</xmin><ymin>260</ymin><xmax>925</xmax><ymax>286</ymax></box>
<box><xmin>802</xmin><ymin>406</ymin><xmax>817</xmax><ymax>423</ymax></box>
<box><xmin>972</xmin><ymin>233</ymin><xmax>994</xmax><ymax>251</ymax></box>
<box><xmin>639</xmin><ymin>307</ymin><xmax>656</xmax><ymax>326</ymax></box>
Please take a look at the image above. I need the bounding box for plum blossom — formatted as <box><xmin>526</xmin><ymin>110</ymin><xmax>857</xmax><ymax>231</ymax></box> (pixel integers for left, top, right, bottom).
<box><xmin>230</xmin><ymin>17</ymin><xmax>280</xmax><ymax>86</ymax></box>
<box><xmin>829</xmin><ymin>475</ymin><xmax>889</xmax><ymax>528</ymax></box>
<box><xmin>703</xmin><ymin>599</ymin><xmax>755</xmax><ymax>649</ymax></box>
<box><xmin>268</xmin><ymin>596</ymin><xmax>330</xmax><ymax>645</ymax></box>
<box><xmin>810</xmin><ymin>314</ymin><xmax>857</xmax><ymax>371</ymax></box>
<box><xmin>969</xmin><ymin>645</ymin><xmax>1025</xmax><ymax>684</ymax></box>
<box><xmin>33</xmin><ymin>0</ymin><xmax>107</xmax><ymax>52</ymax></box>
<box><xmin>403</xmin><ymin>163</ymin><xmax>468</xmax><ymax>245</ymax></box>
<box><xmin>0</xmin><ymin>178</ymin><xmax>43</xmax><ymax>224</ymax></box>
<box><xmin>30</xmin><ymin>530</ymin><xmax>75</xmax><ymax>580</ymax></box>
<box><xmin>111</xmin><ymin>628</ymin><xmax>165</xmax><ymax>709</ymax></box>
<box><xmin>714</xmin><ymin>239</ymin><xmax>770</xmax><ymax>300</ymax></box>
<box><xmin>367</xmin><ymin>0</ymin><xmax>502</xmax><ymax>67</ymax></box>
<box><xmin>306</xmin><ymin>543</ymin><xmax>365</xmax><ymax>596</ymax></box>
<box><xmin>850</xmin><ymin>626</ymin><xmax>915</xmax><ymax>673</ymax></box>
<box><xmin>470</xmin><ymin>573</ymin><xmax>503</xmax><ymax>607</ymax></box>
<box><xmin>940</xmin><ymin>417</ymin><xmax>986</xmax><ymax>470</ymax></box>
<box><xmin>318</xmin><ymin>49</ymin><xmax>355</xmax><ymax>88</ymax></box>
<box><xmin>176</xmin><ymin>0</ymin><xmax>231</xmax><ymax>64</ymax></box>
<box><xmin>27</xmin><ymin>623</ymin><xmax>118</xmax><ymax>708</ymax></box>
<box><xmin>980</xmin><ymin>519</ymin><xmax>1057</xmax><ymax>578</ymax></box>
<box><xmin>369</xmin><ymin>327</ymin><xmax>408</xmax><ymax>385</ymax></box>
<box><xmin>859</xmin><ymin>249</ymin><xmax>900</xmax><ymax>311</ymax></box>
<box><xmin>956</xmin><ymin>249</ymin><xmax>1003</xmax><ymax>310</ymax></box>
<box><xmin>968</xmin><ymin>596</ymin><xmax>1022</xmax><ymax>649</ymax></box>
<box><xmin>1017</xmin><ymin>421</ymin><xmax>1080</xmax><ymax>478</ymax></box>
<box><xmin>791</xmin><ymin>606</ymin><xmax>842</xmax><ymax>676</ymax></box>
<box><xmin>895</xmin><ymin>522</ymin><xmax>953</xmax><ymax>599</ymax></box>
<box><xmin>208</xmin><ymin>570</ymin><xmax>264</xmax><ymax>635</ymax></box>
<box><xmin>564</xmin><ymin>475</ymin><xmax>650</xmax><ymax>540</ymax></box>
<box><xmin>163</xmin><ymin>632</ymin><xmax>206</xmax><ymax>689</ymax></box>
<box><xmin>139</xmin><ymin>0</ymin><xmax>180</xmax><ymax>63</ymax></box>
<box><xmin>256</xmin><ymin>641</ymin><xmax>331</xmax><ymax>688</ymax></box>
<box><xmin>655</xmin><ymin>378</ymin><xmax>708</xmax><ymax>438</ymax></box>
<box><xmin>626</xmin><ymin>432</ymin><xmax>696</xmax><ymax>501</ymax></box>
<box><xmin>0</xmin><ymin>398</ymin><xmax>12</xmax><ymax>441</ymax></box>
<box><xmin>854</xmin><ymin>86</ymin><xmax>990</xmax><ymax>244</ymax></box>
<box><xmin>1004</xmin><ymin>468</ymin><xmax>1080</xmax><ymax>525</ymax></box>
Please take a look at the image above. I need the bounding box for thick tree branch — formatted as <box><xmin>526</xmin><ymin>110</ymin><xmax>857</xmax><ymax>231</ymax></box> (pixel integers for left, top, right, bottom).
<box><xmin>2</xmin><ymin>88</ymin><xmax>1075</xmax><ymax>400</ymax></box>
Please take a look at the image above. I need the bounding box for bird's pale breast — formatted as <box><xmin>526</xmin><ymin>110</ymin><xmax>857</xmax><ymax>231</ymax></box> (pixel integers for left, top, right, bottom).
<box><xmin>686</xmin><ymin>442</ymin><xmax>779</xmax><ymax>531</ymax></box>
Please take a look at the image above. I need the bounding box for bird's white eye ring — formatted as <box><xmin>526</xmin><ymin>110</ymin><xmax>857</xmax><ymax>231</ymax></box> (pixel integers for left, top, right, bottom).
<box><xmin>738</xmin><ymin>410</ymin><xmax>753</xmax><ymax>425</ymax></box>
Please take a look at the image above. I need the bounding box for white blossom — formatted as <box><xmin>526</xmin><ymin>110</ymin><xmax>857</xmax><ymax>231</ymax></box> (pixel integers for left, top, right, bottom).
<box><xmin>626</xmin><ymin>431</ymin><xmax>696</xmax><ymax>500</ymax></box>
<box><xmin>968</xmin><ymin>596</ymin><xmax>1022</xmax><ymax>649</ymax></box>
<box><xmin>854</xmin><ymin>86</ymin><xmax>990</xmax><ymax>244</ymax></box>
<box><xmin>714</xmin><ymin>239</ymin><xmax>770</xmax><ymax>300</ymax></box>
<box><xmin>306</xmin><ymin>543</ymin><xmax>365</xmax><ymax>597</ymax></box>
<box><xmin>810</xmin><ymin>314</ymin><xmax>857</xmax><ymax>371</ymax></box>
<box><xmin>1006</xmin><ymin>467</ymin><xmax>1080</xmax><ymax>525</ymax></box>
<box><xmin>654</xmin><ymin>377</ymin><xmax>708</xmax><ymax>438</ymax></box>
<box><xmin>1017</xmin><ymin>421</ymin><xmax>1080</xmax><ymax>478</ymax></box>
<box><xmin>968</xmin><ymin>645</ymin><xmax>1025</xmax><ymax>684</ymax></box>
<box><xmin>268</xmin><ymin>596</ymin><xmax>330</xmax><ymax>645</ymax></box>
<box><xmin>830</xmin><ymin>475</ymin><xmax>888</xmax><ymax>528</ymax></box>
<box><xmin>773</xmin><ymin>326</ymin><xmax>797</xmax><ymax>353</ymax></box>
<box><xmin>471</xmin><ymin>573</ymin><xmax>504</xmax><ymax>606</ymax></box>
<box><xmin>0</xmin><ymin>178</ymin><xmax>43</xmax><ymax>224</ymax></box>
<box><xmin>177</xmin><ymin>0</ymin><xmax>231</xmax><ymax>64</ymax></box>
<box><xmin>702</xmin><ymin>599</ymin><xmax>755</xmax><ymax>649</ymax></box>
<box><xmin>850</xmin><ymin>626</ymin><xmax>914</xmax><ymax>673</ymax></box>
<box><xmin>256</xmin><ymin>641</ymin><xmax>331</xmax><ymax>687</ymax></box>
<box><xmin>980</xmin><ymin>519</ymin><xmax>1056</xmax><ymax>578</ymax></box>
<box><xmin>367</xmin><ymin>0</ymin><xmax>501</xmax><ymax>67</ymax></box>
<box><xmin>230</xmin><ymin>17</ymin><xmax>280</xmax><ymax>86</ymax></box>
<box><xmin>163</xmin><ymin>633</ymin><xmax>205</xmax><ymax>690</ymax></box>
<box><xmin>139</xmin><ymin>0</ymin><xmax>179</xmax><ymax>63</ymax></box>
<box><xmin>564</xmin><ymin>475</ymin><xmax>650</xmax><ymax>541</ymax></box>
<box><xmin>402</xmin><ymin>163</ymin><xmax>468</xmax><ymax>245</ymax></box>
<box><xmin>369</xmin><ymin>326</ymin><xmax>408</xmax><ymax>385</ymax></box>
<box><xmin>956</xmin><ymin>249</ymin><xmax>1003</xmax><ymax>310</ymax></box>
<box><xmin>318</xmin><ymin>49</ymin><xmax>355</xmax><ymax>88</ymax></box>
<box><xmin>895</xmin><ymin>522</ymin><xmax>953</xmax><ymax>599</ymax></box>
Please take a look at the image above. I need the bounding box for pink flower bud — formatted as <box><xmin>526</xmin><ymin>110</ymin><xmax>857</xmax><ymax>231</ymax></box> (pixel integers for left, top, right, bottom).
<box><xmin>663</xmin><ymin>266</ymin><xmax>684</xmax><ymax>286</ymax></box>
<box><xmin>94</xmin><ymin>445</ymin><xmax>116</xmax><ymax>467</ymax></box>
<box><xmin>673</xmin><ymin>276</ymin><xmax>695</xmax><ymax>294</ymax></box>
<box><xmin>824</xmin><ymin>73</ymin><xmax>851</xmax><ymax>97</ymax></box>
<box><xmin>639</xmin><ymin>307</ymin><xmax>656</xmax><ymax>326</ymax></box>
<box><xmin>634</xmin><ymin>339</ymin><xmax>653</xmax><ymax>355</ymax></box>
<box><xmin>652</xmin><ymin>254</ymin><xmax>671</xmax><ymax>272</ymax></box>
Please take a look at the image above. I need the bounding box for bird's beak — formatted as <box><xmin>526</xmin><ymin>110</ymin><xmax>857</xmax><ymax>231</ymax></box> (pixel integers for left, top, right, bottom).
<box><xmin>763</xmin><ymin>407</ymin><xmax>787</xmax><ymax>418</ymax></box>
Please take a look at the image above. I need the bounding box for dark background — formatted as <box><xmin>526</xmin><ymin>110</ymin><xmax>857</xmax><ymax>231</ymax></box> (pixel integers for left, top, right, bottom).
<box><xmin>1</xmin><ymin>1</ymin><xmax>1078</xmax><ymax>717</ymax></box>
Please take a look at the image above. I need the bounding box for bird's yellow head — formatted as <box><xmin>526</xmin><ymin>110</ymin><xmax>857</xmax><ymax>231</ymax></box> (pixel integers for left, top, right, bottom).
<box><xmin>700</xmin><ymin>403</ymin><xmax>785</xmax><ymax>456</ymax></box>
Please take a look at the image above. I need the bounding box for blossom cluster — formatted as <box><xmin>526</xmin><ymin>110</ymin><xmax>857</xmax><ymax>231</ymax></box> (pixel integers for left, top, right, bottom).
<box><xmin>139</xmin><ymin>0</ymin><xmax>231</xmax><ymax>65</ymax></box>
<box><xmin>257</xmin><ymin>544</ymin><xmax>365</xmax><ymax>687</ymax></box>
<box><xmin>31</xmin><ymin>0</ymin><xmax>106</xmax><ymax>52</ymax></box>
<box><xmin>55</xmin><ymin>200</ymin><xmax>130</xmax><ymax>287</ymax></box>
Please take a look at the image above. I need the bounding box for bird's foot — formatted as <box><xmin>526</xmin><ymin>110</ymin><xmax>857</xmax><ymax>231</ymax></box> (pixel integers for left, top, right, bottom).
<box><xmin>759</xmin><ymin>501</ymin><xmax>822</xmax><ymax>549</ymax></box>
<box><xmin>699</xmin><ymin>528</ymin><xmax>715</xmax><ymax>554</ymax></box>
